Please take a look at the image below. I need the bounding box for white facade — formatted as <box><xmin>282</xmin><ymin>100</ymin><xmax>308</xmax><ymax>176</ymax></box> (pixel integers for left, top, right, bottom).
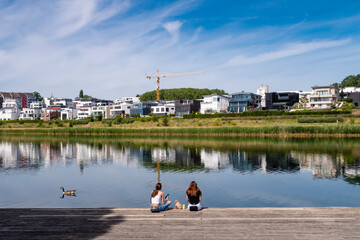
<box><xmin>61</xmin><ymin>108</ymin><xmax>78</xmax><ymax>120</ymax></box>
<box><xmin>151</xmin><ymin>103</ymin><xmax>175</xmax><ymax>115</ymax></box>
<box><xmin>92</xmin><ymin>106</ymin><xmax>111</xmax><ymax>119</ymax></box>
<box><xmin>19</xmin><ymin>108</ymin><xmax>41</xmax><ymax>120</ymax></box>
<box><xmin>0</xmin><ymin>107</ymin><xmax>21</xmax><ymax>120</ymax></box>
<box><xmin>114</xmin><ymin>97</ymin><xmax>140</xmax><ymax>104</ymax></box>
<box><xmin>77</xmin><ymin>106</ymin><xmax>93</xmax><ymax>119</ymax></box>
<box><xmin>200</xmin><ymin>94</ymin><xmax>230</xmax><ymax>114</ymax></box>
<box><xmin>30</xmin><ymin>101</ymin><xmax>44</xmax><ymax>109</ymax></box>
<box><xmin>2</xmin><ymin>98</ymin><xmax>21</xmax><ymax>109</ymax></box>
<box><xmin>256</xmin><ymin>85</ymin><xmax>269</xmax><ymax>108</ymax></box>
<box><xmin>43</xmin><ymin>96</ymin><xmax>55</xmax><ymax>107</ymax></box>
<box><xmin>74</xmin><ymin>99</ymin><xmax>95</xmax><ymax>109</ymax></box>
<box><xmin>342</xmin><ymin>87</ymin><xmax>360</xmax><ymax>93</ymax></box>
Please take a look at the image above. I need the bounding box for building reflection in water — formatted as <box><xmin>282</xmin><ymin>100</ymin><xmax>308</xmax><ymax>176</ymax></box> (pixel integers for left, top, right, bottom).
<box><xmin>0</xmin><ymin>140</ymin><xmax>359</xmax><ymax>184</ymax></box>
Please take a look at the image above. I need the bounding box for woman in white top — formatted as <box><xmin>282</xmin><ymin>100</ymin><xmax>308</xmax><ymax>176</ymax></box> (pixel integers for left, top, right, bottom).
<box><xmin>150</xmin><ymin>182</ymin><xmax>171</xmax><ymax>211</ymax></box>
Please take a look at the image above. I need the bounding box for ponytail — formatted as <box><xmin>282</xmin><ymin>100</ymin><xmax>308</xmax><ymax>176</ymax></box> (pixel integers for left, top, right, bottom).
<box><xmin>151</xmin><ymin>182</ymin><xmax>162</xmax><ymax>198</ymax></box>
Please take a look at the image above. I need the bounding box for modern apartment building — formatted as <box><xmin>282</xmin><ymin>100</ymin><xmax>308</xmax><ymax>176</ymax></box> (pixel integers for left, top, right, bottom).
<box><xmin>265</xmin><ymin>92</ymin><xmax>299</xmax><ymax>110</ymax></box>
<box><xmin>228</xmin><ymin>92</ymin><xmax>261</xmax><ymax>112</ymax></box>
<box><xmin>200</xmin><ymin>94</ymin><xmax>230</xmax><ymax>114</ymax></box>
<box><xmin>307</xmin><ymin>86</ymin><xmax>339</xmax><ymax>109</ymax></box>
<box><xmin>151</xmin><ymin>102</ymin><xmax>175</xmax><ymax>116</ymax></box>
<box><xmin>19</xmin><ymin>108</ymin><xmax>41</xmax><ymax>120</ymax></box>
<box><xmin>40</xmin><ymin>107</ymin><xmax>61</xmax><ymax>121</ymax></box>
<box><xmin>175</xmin><ymin>100</ymin><xmax>202</xmax><ymax>116</ymax></box>
<box><xmin>130</xmin><ymin>102</ymin><xmax>158</xmax><ymax>117</ymax></box>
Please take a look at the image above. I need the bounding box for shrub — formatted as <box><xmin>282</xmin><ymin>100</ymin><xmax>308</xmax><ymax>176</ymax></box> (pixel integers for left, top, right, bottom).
<box><xmin>350</xmin><ymin>117</ymin><xmax>355</xmax><ymax>124</ymax></box>
<box><xmin>72</xmin><ymin>119</ymin><xmax>91</xmax><ymax>125</ymax></box>
<box><xmin>69</xmin><ymin>121</ymin><xmax>73</xmax><ymax>127</ymax></box>
<box><xmin>97</xmin><ymin>113</ymin><xmax>103</xmax><ymax>121</ymax></box>
<box><xmin>162</xmin><ymin>115</ymin><xmax>169</xmax><ymax>127</ymax></box>
<box><xmin>297</xmin><ymin>117</ymin><xmax>344</xmax><ymax>123</ymax></box>
<box><xmin>345</xmin><ymin>97</ymin><xmax>353</xmax><ymax>103</ymax></box>
<box><xmin>183</xmin><ymin>110</ymin><xmax>351</xmax><ymax>119</ymax></box>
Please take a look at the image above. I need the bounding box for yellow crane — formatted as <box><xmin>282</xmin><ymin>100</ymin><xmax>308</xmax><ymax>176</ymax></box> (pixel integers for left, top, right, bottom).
<box><xmin>146</xmin><ymin>69</ymin><xmax>204</xmax><ymax>101</ymax></box>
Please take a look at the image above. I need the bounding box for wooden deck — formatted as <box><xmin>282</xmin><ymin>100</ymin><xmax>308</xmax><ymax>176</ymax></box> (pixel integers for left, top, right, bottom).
<box><xmin>1</xmin><ymin>207</ymin><xmax>359</xmax><ymax>239</ymax></box>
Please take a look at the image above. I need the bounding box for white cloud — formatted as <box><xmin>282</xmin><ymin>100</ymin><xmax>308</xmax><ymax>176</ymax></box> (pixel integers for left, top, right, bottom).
<box><xmin>163</xmin><ymin>20</ymin><xmax>183</xmax><ymax>43</ymax></box>
<box><xmin>224</xmin><ymin>39</ymin><xmax>351</xmax><ymax>67</ymax></box>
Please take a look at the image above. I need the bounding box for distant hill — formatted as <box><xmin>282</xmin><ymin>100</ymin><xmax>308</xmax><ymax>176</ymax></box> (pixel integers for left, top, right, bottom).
<box><xmin>333</xmin><ymin>74</ymin><xmax>360</xmax><ymax>88</ymax></box>
<box><xmin>139</xmin><ymin>88</ymin><xmax>228</xmax><ymax>101</ymax></box>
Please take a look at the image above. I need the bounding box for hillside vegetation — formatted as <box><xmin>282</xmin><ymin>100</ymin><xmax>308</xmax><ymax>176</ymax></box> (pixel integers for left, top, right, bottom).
<box><xmin>333</xmin><ymin>74</ymin><xmax>360</xmax><ymax>88</ymax></box>
<box><xmin>139</xmin><ymin>88</ymin><xmax>228</xmax><ymax>101</ymax></box>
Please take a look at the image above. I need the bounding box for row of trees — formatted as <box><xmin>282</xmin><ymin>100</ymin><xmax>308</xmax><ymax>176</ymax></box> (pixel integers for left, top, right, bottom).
<box><xmin>139</xmin><ymin>88</ymin><xmax>228</xmax><ymax>101</ymax></box>
<box><xmin>332</xmin><ymin>74</ymin><xmax>360</xmax><ymax>88</ymax></box>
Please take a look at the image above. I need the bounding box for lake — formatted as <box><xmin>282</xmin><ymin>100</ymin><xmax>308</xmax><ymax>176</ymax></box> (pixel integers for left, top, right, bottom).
<box><xmin>0</xmin><ymin>135</ymin><xmax>359</xmax><ymax>208</ymax></box>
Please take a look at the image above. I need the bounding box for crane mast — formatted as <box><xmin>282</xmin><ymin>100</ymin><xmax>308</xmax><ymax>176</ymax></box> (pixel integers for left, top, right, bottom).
<box><xmin>146</xmin><ymin>69</ymin><xmax>204</xmax><ymax>101</ymax></box>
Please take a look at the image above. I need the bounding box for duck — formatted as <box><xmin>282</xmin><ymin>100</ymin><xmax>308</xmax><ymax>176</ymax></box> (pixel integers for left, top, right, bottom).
<box><xmin>60</xmin><ymin>187</ymin><xmax>76</xmax><ymax>196</ymax></box>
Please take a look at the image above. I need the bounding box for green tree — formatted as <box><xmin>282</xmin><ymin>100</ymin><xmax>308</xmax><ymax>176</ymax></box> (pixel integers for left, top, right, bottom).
<box><xmin>345</xmin><ymin>97</ymin><xmax>353</xmax><ymax>103</ymax></box>
<box><xmin>162</xmin><ymin>115</ymin><xmax>169</xmax><ymax>126</ymax></box>
<box><xmin>33</xmin><ymin>91</ymin><xmax>43</xmax><ymax>101</ymax></box>
<box><xmin>340</xmin><ymin>91</ymin><xmax>345</xmax><ymax>99</ymax></box>
<box><xmin>139</xmin><ymin>88</ymin><xmax>228</xmax><ymax>101</ymax></box>
<box><xmin>79</xmin><ymin>90</ymin><xmax>84</xmax><ymax>98</ymax></box>
<box><xmin>97</xmin><ymin>113</ymin><xmax>103</xmax><ymax>121</ymax></box>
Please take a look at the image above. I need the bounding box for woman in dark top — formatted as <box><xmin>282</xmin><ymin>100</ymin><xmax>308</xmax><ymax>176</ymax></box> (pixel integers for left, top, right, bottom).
<box><xmin>186</xmin><ymin>181</ymin><xmax>202</xmax><ymax>210</ymax></box>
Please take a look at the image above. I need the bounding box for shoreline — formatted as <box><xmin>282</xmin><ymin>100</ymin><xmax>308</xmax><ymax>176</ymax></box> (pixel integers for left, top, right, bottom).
<box><xmin>1</xmin><ymin>125</ymin><xmax>360</xmax><ymax>137</ymax></box>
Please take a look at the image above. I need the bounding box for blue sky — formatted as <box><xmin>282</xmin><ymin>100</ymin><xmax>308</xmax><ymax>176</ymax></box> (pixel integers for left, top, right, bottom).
<box><xmin>1</xmin><ymin>0</ymin><xmax>360</xmax><ymax>99</ymax></box>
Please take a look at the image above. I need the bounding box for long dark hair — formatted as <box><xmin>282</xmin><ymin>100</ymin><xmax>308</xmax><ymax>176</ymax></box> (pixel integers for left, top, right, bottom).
<box><xmin>151</xmin><ymin>182</ymin><xmax>162</xmax><ymax>198</ymax></box>
<box><xmin>187</xmin><ymin>181</ymin><xmax>201</xmax><ymax>197</ymax></box>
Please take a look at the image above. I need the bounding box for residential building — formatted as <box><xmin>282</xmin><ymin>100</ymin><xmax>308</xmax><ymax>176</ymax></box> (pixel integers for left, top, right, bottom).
<box><xmin>30</xmin><ymin>101</ymin><xmax>44</xmax><ymax>109</ymax></box>
<box><xmin>151</xmin><ymin>102</ymin><xmax>175</xmax><ymax>116</ymax></box>
<box><xmin>342</xmin><ymin>86</ymin><xmax>360</xmax><ymax>93</ymax></box>
<box><xmin>175</xmin><ymin>100</ymin><xmax>202</xmax><ymax>116</ymax></box>
<box><xmin>200</xmin><ymin>94</ymin><xmax>230</xmax><ymax>114</ymax></box>
<box><xmin>61</xmin><ymin>108</ymin><xmax>78</xmax><ymax>120</ymax></box>
<box><xmin>228</xmin><ymin>92</ymin><xmax>261</xmax><ymax>112</ymax></box>
<box><xmin>53</xmin><ymin>98</ymin><xmax>74</xmax><ymax>108</ymax></box>
<box><xmin>74</xmin><ymin>98</ymin><xmax>96</xmax><ymax>108</ymax></box>
<box><xmin>0</xmin><ymin>107</ymin><xmax>21</xmax><ymax>120</ymax></box>
<box><xmin>19</xmin><ymin>108</ymin><xmax>41</xmax><ymax>120</ymax></box>
<box><xmin>344</xmin><ymin>92</ymin><xmax>360</xmax><ymax>107</ymax></box>
<box><xmin>0</xmin><ymin>92</ymin><xmax>34</xmax><ymax>109</ymax></box>
<box><xmin>130</xmin><ymin>102</ymin><xmax>158</xmax><ymax>117</ymax></box>
<box><xmin>265</xmin><ymin>92</ymin><xmax>299</xmax><ymax>110</ymax></box>
<box><xmin>41</xmin><ymin>107</ymin><xmax>61</xmax><ymax>121</ymax></box>
<box><xmin>77</xmin><ymin>106</ymin><xmax>93</xmax><ymax>119</ymax></box>
<box><xmin>307</xmin><ymin>86</ymin><xmax>339</xmax><ymax>109</ymax></box>
<box><xmin>114</xmin><ymin>97</ymin><xmax>140</xmax><ymax>104</ymax></box>
<box><xmin>92</xmin><ymin>105</ymin><xmax>111</xmax><ymax>119</ymax></box>
<box><xmin>43</xmin><ymin>96</ymin><xmax>55</xmax><ymax>107</ymax></box>
<box><xmin>2</xmin><ymin>98</ymin><xmax>21</xmax><ymax>109</ymax></box>
<box><xmin>256</xmin><ymin>85</ymin><xmax>269</xmax><ymax>108</ymax></box>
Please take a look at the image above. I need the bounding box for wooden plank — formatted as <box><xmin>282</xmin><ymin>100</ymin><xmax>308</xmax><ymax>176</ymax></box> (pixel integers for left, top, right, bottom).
<box><xmin>0</xmin><ymin>208</ymin><xmax>359</xmax><ymax>239</ymax></box>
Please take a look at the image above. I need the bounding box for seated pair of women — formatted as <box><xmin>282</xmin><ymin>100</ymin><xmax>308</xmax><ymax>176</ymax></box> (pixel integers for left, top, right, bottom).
<box><xmin>150</xmin><ymin>181</ymin><xmax>202</xmax><ymax>211</ymax></box>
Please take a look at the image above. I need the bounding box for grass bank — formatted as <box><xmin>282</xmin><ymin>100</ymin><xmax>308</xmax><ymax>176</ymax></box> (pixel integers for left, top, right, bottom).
<box><xmin>2</xmin><ymin>125</ymin><xmax>360</xmax><ymax>137</ymax></box>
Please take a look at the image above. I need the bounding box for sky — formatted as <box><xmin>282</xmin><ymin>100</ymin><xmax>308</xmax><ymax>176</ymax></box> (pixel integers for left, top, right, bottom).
<box><xmin>1</xmin><ymin>0</ymin><xmax>360</xmax><ymax>99</ymax></box>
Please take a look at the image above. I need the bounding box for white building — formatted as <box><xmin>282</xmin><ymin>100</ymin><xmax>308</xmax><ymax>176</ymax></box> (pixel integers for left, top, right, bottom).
<box><xmin>0</xmin><ymin>107</ymin><xmax>21</xmax><ymax>120</ymax></box>
<box><xmin>19</xmin><ymin>108</ymin><xmax>41</xmax><ymax>120</ymax></box>
<box><xmin>307</xmin><ymin>86</ymin><xmax>339</xmax><ymax>109</ymax></box>
<box><xmin>43</xmin><ymin>96</ymin><xmax>55</xmax><ymax>107</ymax></box>
<box><xmin>114</xmin><ymin>97</ymin><xmax>140</xmax><ymax>104</ymax></box>
<box><xmin>151</xmin><ymin>102</ymin><xmax>175</xmax><ymax>115</ymax></box>
<box><xmin>92</xmin><ymin>106</ymin><xmax>111</xmax><ymax>119</ymax></box>
<box><xmin>200</xmin><ymin>94</ymin><xmax>230</xmax><ymax>114</ymax></box>
<box><xmin>256</xmin><ymin>85</ymin><xmax>269</xmax><ymax>108</ymax></box>
<box><xmin>77</xmin><ymin>106</ymin><xmax>93</xmax><ymax>119</ymax></box>
<box><xmin>61</xmin><ymin>108</ymin><xmax>78</xmax><ymax>120</ymax></box>
<box><xmin>74</xmin><ymin>99</ymin><xmax>96</xmax><ymax>109</ymax></box>
<box><xmin>2</xmin><ymin>98</ymin><xmax>21</xmax><ymax>109</ymax></box>
<box><xmin>30</xmin><ymin>101</ymin><xmax>44</xmax><ymax>109</ymax></box>
<box><xmin>53</xmin><ymin>98</ymin><xmax>74</xmax><ymax>108</ymax></box>
<box><xmin>110</xmin><ymin>97</ymin><xmax>139</xmax><ymax>118</ymax></box>
<box><xmin>342</xmin><ymin>86</ymin><xmax>360</xmax><ymax>93</ymax></box>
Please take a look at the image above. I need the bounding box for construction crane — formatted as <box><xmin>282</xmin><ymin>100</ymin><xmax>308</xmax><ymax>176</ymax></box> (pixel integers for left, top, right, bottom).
<box><xmin>146</xmin><ymin>69</ymin><xmax>205</xmax><ymax>101</ymax></box>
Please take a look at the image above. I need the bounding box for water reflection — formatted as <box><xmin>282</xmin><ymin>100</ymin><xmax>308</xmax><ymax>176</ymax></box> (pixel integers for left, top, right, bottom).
<box><xmin>0</xmin><ymin>137</ymin><xmax>359</xmax><ymax>185</ymax></box>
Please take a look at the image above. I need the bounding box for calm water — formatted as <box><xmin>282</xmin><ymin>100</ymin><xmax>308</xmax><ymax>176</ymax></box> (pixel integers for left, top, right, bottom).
<box><xmin>0</xmin><ymin>135</ymin><xmax>360</xmax><ymax>208</ymax></box>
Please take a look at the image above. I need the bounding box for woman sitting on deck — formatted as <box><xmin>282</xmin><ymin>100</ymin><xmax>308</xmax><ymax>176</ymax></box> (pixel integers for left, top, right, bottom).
<box><xmin>150</xmin><ymin>182</ymin><xmax>171</xmax><ymax>211</ymax></box>
<box><xmin>186</xmin><ymin>181</ymin><xmax>202</xmax><ymax>210</ymax></box>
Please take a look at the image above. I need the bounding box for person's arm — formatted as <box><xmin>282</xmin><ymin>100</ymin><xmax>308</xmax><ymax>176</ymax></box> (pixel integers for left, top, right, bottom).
<box><xmin>161</xmin><ymin>192</ymin><xmax>167</xmax><ymax>205</ymax></box>
<box><xmin>198</xmin><ymin>190</ymin><xmax>202</xmax><ymax>202</ymax></box>
<box><xmin>186</xmin><ymin>193</ymin><xmax>189</xmax><ymax>203</ymax></box>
